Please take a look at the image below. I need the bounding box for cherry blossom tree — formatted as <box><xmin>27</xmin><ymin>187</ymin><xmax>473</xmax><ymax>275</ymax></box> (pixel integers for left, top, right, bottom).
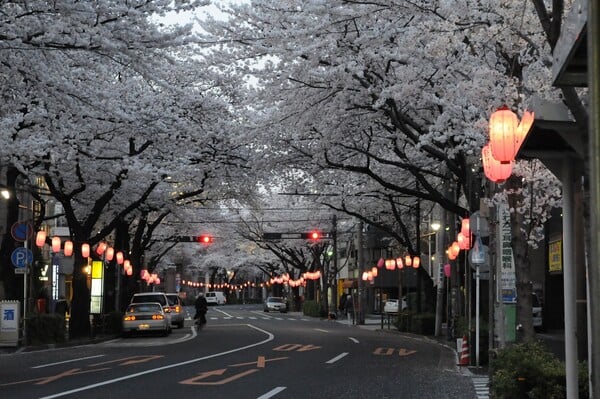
<box><xmin>0</xmin><ymin>0</ymin><xmax>249</xmax><ymax>338</ymax></box>
<box><xmin>197</xmin><ymin>0</ymin><xmax>571</xmax><ymax>341</ymax></box>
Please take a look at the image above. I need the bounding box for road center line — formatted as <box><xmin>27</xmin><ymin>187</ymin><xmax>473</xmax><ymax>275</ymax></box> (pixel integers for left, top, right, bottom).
<box><xmin>257</xmin><ymin>386</ymin><xmax>287</xmax><ymax>399</ymax></box>
<box><xmin>325</xmin><ymin>352</ymin><xmax>349</xmax><ymax>364</ymax></box>
<box><xmin>39</xmin><ymin>324</ymin><xmax>274</xmax><ymax>399</ymax></box>
<box><xmin>32</xmin><ymin>355</ymin><xmax>106</xmax><ymax>369</ymax></box>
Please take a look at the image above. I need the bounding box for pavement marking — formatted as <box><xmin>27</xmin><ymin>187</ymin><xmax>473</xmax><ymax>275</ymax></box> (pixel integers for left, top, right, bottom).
<box><xmin>32</xmin><ymin>355</ymin><xmax>106</xmax><ymax>369</ymax></box>
<box><xmin>38</xmin><ymin>324</ymin><xmax>275</xmax><ymax>399</ymax></box>
<box><xmin>472</xmin><ymin>376</ymin><xmax>489</xmax><ymax>398</ymax></box>
<box><xmin>314</xmin><ymin>328</ymin><xmax>329</xmax><ymax>333</ymax></box>
<box><xmin>349</xmin><ymin>337</ymin><xmax>359</xmax><ymax>343</ymax></box>
<box><xmin>257</xmin><ymin>386</ymin><xmax>287</xmax><ymax>398</ymax></box>
<box><xmin>325</xmin><ymin>352</ymin><xmax>349</xmax><ymax>364</ymax></box>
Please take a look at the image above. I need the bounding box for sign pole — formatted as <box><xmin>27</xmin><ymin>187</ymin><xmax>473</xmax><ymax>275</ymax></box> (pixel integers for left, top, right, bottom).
<box><xmin>23</xmin><ymin>232</ymin><xmax>29</xmax><ymax>344</ymax></box>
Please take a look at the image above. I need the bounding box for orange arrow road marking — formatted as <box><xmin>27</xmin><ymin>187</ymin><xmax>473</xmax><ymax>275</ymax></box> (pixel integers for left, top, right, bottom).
<box><xmin>229</xmin><ymin>356</ymin><xmax>288</xmax><ymax>368</ymax></box>
<box><xmin>180</xmin><ymin>368</ymin><xmax>260</xmax><ymax>385</ymax></box>
<box><xmin>90</xmin><ymin>355</ymin><xmax>164</xmax><ymax>367</ymax></box>
<box><xmin>398</xmin><ymin>349</ymin><xmax>417</xmax><ymax>356</ymax></box>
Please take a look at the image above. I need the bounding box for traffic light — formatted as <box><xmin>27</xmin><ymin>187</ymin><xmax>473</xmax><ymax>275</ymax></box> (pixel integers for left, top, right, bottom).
<box><xmin>302</xmin><ymin>230</ymin><xmax>323</xmax><ymax>241</ymax></box>
<box><xmin>196</xmin><ymin>234</ymin><xmax>213</xmax><ymax>244</ymax></box>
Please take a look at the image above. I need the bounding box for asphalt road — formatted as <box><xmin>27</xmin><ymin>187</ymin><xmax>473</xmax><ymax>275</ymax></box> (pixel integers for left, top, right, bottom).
<box><xmin>0</xmin><ymin>304</ymin><xmax>477</xmax><ymax>399</ymax></box>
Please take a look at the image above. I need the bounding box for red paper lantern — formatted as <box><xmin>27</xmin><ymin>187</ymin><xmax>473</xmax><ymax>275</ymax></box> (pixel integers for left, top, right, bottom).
<box><xmin>447</xmin><ymin>247</ymin><xmax>457</xmax><ymax>260</ymax></box>
<box><xmin>81</xmin><ymin>243</ymin><xmax>90</xmax><ymax>258</ymax></box>
<box><xmin>482</xmin><ymin>144</ymin><xmax>512</xmax><ymax>183</ymax></box>
<box><xmin>96</xmin><ymin>242</ymin><xmax>107</xmax><ymax>256</ymax></box>
<box><xmin>488</xmin><ymin>106</ymin><xmax>534</xmax><ymax>163</ymax></box>
<box><xmin>371</xmin><ymin>267</ymin><xmax>378</xmax><ymax>277</ymax></box>
<box><xmin>385</xmin><ymin>259</ymin><xmax>396</xmax><ymax>270</ymax></box>
<box><xmin>64</xmin><ymin>240</ymin><xmax>73</xmax><ymax>257</ymax></box>
<box><xmin>52</xmin><ymin>236</ymin><xmax>61</xmax><ymax>253</ymax></box>
<box><xmin>106</xmin><ymin>247</ymin><xmax>114</xmax><ymax>261</ymax></box>
<box><xmin>443</xmin><ymin>264</ymin><xmax>452</xmax><ymax>278</ymax></box>
<box><xmin>461</xmin><ymin>218</ymin><xmax>470</xmax><ymax>237</ymax></box>
<box><xmin>458</xmin><ymin>232</ymin><xmax>471</xmax><ymax>250</ymax></box>
<box><xmin>35</xmin><ymin>230</ymin><xmax>47</xmax><ymax>248</ymax></box>
<box><xmin>116</xmin><ymin>251</ymin><xmax>124</xmax><ymax>265</ymax></box>
<box><xmin>451</xmin><ymin>241</ymin><xmax>460</xmax><ymax>257</ymax></box>
<box><xmin>377</xmin><ymin>258</ymin><xmax>385</xmax><ymax>268</ymax></box>
<box><xmin>405</xmin><ymin>255</ymin><xmax>412</xmax><ymax>267</ymax></box>
<box><xmin>412</xmin><ymin>256</ymin><xmax>420</xmax><ymax>269</ymax></box>
<box><xmin>395</xmin><ymin>257</ymin><xmax>404</xmax><ymax>269</ymax></box>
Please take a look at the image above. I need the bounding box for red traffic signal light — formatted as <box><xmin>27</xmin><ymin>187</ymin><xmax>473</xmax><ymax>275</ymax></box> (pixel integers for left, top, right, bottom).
<box><xmin>196</xmin><ymin>234</ymin><xmax>213</xmax><ymax>244</ymax></box>
<box><xmin>301</xmin><ymin>230</ymin><xmax>323</xmax><ymax>241</ymax></box>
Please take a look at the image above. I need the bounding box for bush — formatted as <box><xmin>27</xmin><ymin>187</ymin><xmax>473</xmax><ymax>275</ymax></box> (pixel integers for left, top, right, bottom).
<box><xmin>395</xmin><ymin>312</ymin><xmax>435</xmax><ymax>335</ymax></box>
<box><xmin>489</xmin><ymin>340</ymin><xmax>587</xmax><ymax>398</ymax></box>
<box><xmin>26</xmin><ymin>313</ymin><xmax>66</xmax><ymax>345</ymax></box>
<box><xmin>303</xmin><ymin>300</ymin><xmax>324</xmax><ymax>317</ymax></box>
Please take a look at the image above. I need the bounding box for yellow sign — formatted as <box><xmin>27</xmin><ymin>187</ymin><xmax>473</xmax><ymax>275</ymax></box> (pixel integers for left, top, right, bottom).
<box><xmin>548</xmin><ymin>240</ymin><xmax>563</xmax><ymax>272</ymax></box>
<box><xmin>92</xmin><ymin>261</ymin><xmax>103</xmax><ymax>279</ymax></box>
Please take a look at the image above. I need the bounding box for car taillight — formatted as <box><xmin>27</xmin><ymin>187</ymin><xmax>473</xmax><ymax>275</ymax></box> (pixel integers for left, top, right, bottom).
<box><xmin>152</xmin><ymin>314</ymin><xmax>164</xmax><ymax>320</ymax></box>
<box><xmin>175</xmin><ymin>305</ymin><xmax>181</xmax><ymax>313</ymax></box>
<box><xmin>124</xmin><ymin>315</ymin><xmax>136</xmax><ymax>321</ymax></box>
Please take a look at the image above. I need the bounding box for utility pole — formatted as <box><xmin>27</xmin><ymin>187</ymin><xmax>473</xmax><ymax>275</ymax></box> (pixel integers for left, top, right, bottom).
<box><xmin>356</xmin><ymin>221</ymin><xmax>365</xmax><ymax>324</ymax></box>
<box><xmin>435</xmin><ymin>206</ymin><xmax>447</xmax><ymax>336</ymax></box>
<box><xmin>331</xmin><ymin>214</ymin><xmax>338</xmax><ymax>317</ymax></box>
<box><xmin>588</xmin><ymin>2</ymin><xmax>600</xmax><ymax>396</ymax></box>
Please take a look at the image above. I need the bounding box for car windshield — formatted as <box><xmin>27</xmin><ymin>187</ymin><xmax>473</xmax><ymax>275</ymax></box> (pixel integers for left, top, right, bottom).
<box><xmin>131</xmin><ymin>295</ymin><xmax>166</xmax><ymax>306</ymax></box>
<box><xmin>166</xmin><ymin>296</ymin><xmax>180</xmax><ymax>305</ymax></box>
<box><xmin>127</xmin><ymin>303</ymin><xmax>161</xmax><ymax>313</ymax></box>
<box><xmin>268</xmin><ymin>297</ymin><xmax>284</xmax><ymax>303</ymax></box>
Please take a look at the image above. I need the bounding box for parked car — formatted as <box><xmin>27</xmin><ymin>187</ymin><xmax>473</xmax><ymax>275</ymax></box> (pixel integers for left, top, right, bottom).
<box><xmin>122</xmin><ymin>302</ymin><xmax>170</xmax><ymax>337</ymax></box>
<box><xmin>130</xmin><ymin>292</ymin><xmax>172</xmax><ymax>326</ymax></box>
<box><xmin>383</xmin><ymin>298</ymin><xmax>408</xmax><ymax>314</ymax></box>
<box><xmin>205</xmin><ymin>291</ymin><xmax>226</xmax><ymax>305</ymax></box>
<box><xmin>264</xmin><ymin>297</ymin><xmax>288</xmax><ymax>313</ymax></box>
<box><xmin>166</xmin><ymin>293</ymin><xmax>185</xmax><ymax>328</ymax></box>
<box><xmin>532</xmin><ymin>293</ymin><xmax>543</xmax><ymax>330</ymax></box>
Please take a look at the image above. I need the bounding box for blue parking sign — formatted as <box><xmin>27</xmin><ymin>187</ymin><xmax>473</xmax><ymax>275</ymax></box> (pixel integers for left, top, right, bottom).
<box><xmin>11</xmin><ymin>247</ymin><xmax>33</xmax><ymax>268</ymax></box>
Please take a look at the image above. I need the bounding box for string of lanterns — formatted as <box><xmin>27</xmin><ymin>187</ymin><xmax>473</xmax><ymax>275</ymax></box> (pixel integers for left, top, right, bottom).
<box><xmin>179</xmin><ymin>270</ymin><xmax>324</xmax><ymax>291</ymax></box>
<box><xmin>34</xmin><ymin>230</ymin><xmax>135</xmax><ymax>277</ymax></box>
<box><xmin>362</xmin><ymin>254</ymin><xmax>421</xmax><ymax>282</ymax></box>
<box><xmin>482</xmin><ymin>106</ymin><xmax>534</xmax><ymax>183</ymax></box>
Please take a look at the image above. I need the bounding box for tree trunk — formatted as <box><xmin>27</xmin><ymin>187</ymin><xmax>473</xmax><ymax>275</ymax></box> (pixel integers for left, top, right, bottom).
<box><xmin>69</xmin><ymin>252</ymin><xmax>91</xmax><ymax>339</ymax></box>
<box><xmin>506</xmin><ymin>176</ymin><xmax>535</xmax><ymax>342</ymax></box>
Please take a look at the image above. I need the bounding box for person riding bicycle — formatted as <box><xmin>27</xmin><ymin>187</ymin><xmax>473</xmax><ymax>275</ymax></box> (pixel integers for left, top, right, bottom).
<box><xmin>194</xmin><ymin>292</ymin><xmax>208</xmax><ymax>325</ymax></box>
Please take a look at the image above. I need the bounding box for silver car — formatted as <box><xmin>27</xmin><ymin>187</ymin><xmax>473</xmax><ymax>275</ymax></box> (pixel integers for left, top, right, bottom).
<box><xmin>264</xmin><ymin>297</ymin><xmax>288</xmax><ymax>313</ymax></box>
<box><xmin>166</xmin><ymin>293</ymin><xmax>185</xmax><ymax>329</ymax></box>
<box><xmin>122</xmin><ymin>302</ymin><xmax>170</xmax><ymax>337</ymax></box>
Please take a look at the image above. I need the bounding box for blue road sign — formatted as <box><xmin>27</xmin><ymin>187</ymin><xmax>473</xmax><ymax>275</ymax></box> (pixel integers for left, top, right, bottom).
<box><xmin>11</xmin><ymin>247</ymin><xmax>33</xmax><ymax>268</ymax></box>
<box><xmin>11</xmin><ymin>222</ymin><xmax>34</xmax><ymax>242</ymax></box>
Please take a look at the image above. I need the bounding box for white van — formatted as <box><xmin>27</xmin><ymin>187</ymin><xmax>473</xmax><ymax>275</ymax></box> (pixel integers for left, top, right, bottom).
<box><xmin>205</xmin><ymin>291</ymin><xmax>226</xmax><ymax>305</ymax></box>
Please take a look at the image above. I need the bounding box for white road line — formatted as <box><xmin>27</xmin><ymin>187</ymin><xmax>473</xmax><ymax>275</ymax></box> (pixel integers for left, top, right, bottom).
<box><xmin>314</xmin><ymin>328</ymin><xmax>329</xmax><ymax>333</ymax></box>
<box><xmin>39</xmin><ymin>324</ymin><xmax>275</xmax><ymax>399</ymax></box>
<box><xmin>326</xmin><ymin>352</ymin><xmax>349</xmax><ymax>364</ymax></box>
<box><xmin>257</xmin><ymin>387</ymin><xmax>287</xmax><ymax>399</ymax></box>
<box><xmin>349</xmin><ymin>337</ymin><xmax>359</xmax><ymax>343</ymax></box>
<box><xmin>32</xmin><ymin>355</ymin><xmax>106</xmax><ymax>369</ymax></box>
